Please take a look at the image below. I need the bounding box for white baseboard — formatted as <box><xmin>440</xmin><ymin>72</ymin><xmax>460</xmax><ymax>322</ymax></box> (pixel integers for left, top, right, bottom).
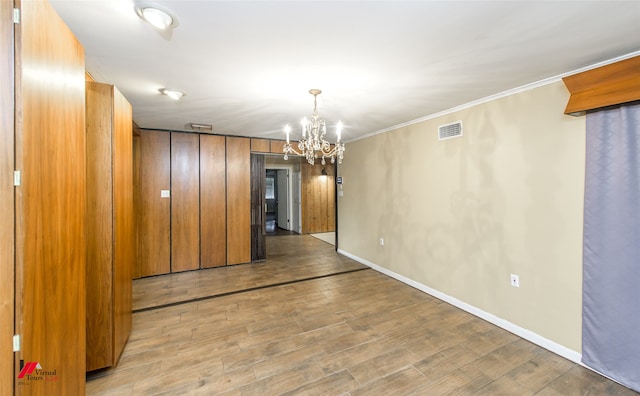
<box><xmin>337</xmin><ymin>248</ymin><xmax>583</xmax><ymax>364</ymax></box>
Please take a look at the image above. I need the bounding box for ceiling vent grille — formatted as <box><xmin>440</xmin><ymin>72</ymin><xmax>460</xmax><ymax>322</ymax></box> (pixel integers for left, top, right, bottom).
<box><xmin>438</xmin><ymin>121</ymin><xmax>463</xmax><ymax>140</ymax></box>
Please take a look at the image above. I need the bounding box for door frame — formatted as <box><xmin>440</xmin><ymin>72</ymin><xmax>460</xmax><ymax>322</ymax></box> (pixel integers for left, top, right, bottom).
<box><xmin>275</xmin><ymin>169</ymin><xmax>289</xmax><ymax>230</ymax></box>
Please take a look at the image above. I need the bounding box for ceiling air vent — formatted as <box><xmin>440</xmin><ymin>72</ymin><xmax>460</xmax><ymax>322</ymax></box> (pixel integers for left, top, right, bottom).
<box><xmin>438</xmin><ymin>121</ymin><xmax>463</xmax><ymax>141</ymax></box>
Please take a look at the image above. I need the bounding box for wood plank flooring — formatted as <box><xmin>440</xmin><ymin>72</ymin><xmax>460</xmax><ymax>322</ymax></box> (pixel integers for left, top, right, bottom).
<box><xmin>90</xmin><ymin>235</ymin><xmax>639</xmax><ymax>395</ymax></box>
<box><xmin>133</xmin><ymin>235</ymin><xmax>364</xmax><ymax>311</ymax></box>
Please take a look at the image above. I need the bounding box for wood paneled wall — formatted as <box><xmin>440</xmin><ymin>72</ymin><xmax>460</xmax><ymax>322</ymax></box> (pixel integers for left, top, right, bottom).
<box><xmin>0</xmin><ymin>1</ymin><xmax>14</xmax><ymax>394</ymax></box>
<box><xmin>136</xmin><ymin>133</ymin><xmax>253</xmax><ymax>274</ymax></box>
<box><xmin>226</xmin><ymin>137</ymin><xmax>252</xmax><ymax>264</ymax></box>
<box><xmin>137</xmin><ymin>130</ymin><xmax>171</xmax><ymax>277</ymax></box>
<box><xmin>302</xmin><ymin>163</ymin><xmax>336</xmax><ymax>234</ymax></box>
<box><xmin>200</xmin><ymin>135</ymin><xmax>227</xmax><ymax>268</ymax></box>
<box><xmin>171</xmin><ymin>133</ymin><xmax>200</xmax><ymax>272</ymax></box>
<box><xmin>15</xmin><ymin>0</ymin><xmax>87</xmax><ymax>393</ymax></box>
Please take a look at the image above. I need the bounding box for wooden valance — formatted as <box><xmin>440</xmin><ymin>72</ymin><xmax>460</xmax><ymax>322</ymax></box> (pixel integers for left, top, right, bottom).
<box><xmin>562</xmin><ymin>55</ymin><xmax>640</xmax><ymax>115</ymax></box>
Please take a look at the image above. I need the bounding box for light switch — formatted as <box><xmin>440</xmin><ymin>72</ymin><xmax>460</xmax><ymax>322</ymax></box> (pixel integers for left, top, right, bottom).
<box><xmin>161</xmin><ymin>189</ymin><xmax>170</xmax><ymax>198</ymax></box>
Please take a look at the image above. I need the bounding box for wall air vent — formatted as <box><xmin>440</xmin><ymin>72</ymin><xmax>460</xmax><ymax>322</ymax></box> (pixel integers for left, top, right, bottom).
<box><xmin>438</xmin><ymin>121</ymin><xmax>463</xmax><ymax>140</ymax></box>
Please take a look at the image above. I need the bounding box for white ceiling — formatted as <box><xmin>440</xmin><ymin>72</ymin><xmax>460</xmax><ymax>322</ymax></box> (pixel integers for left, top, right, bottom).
<box><xmin>50</xmin><ymin>0</ymin><xmax>640</xmax><ymax>142</ymax></box>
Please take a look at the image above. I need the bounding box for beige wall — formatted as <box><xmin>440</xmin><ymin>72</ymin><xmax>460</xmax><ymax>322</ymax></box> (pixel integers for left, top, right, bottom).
<box><xmin>338</xmin><ymin>81</ymin><xmax>586</xmax><ymax>352</ymax></box>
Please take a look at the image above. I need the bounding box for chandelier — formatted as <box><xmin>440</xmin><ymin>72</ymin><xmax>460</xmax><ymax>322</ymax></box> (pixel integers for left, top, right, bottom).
<box><xmin>283</xmin><ymin>89</ymin><xmax>345</xmax><ymax>165</ymax></box>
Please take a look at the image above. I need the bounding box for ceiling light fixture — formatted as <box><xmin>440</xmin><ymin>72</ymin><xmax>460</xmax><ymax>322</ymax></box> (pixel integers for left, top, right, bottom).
<box><xmin>159</xmin><ymin>88</ymin><xmax>185</xmax><ymax>100</ymax></box>
<box><xmin>283</xmin><ymin>89</ymin><xmax>345</xmax><ymax>165</ymax></box>
<box><xmin>189</xmin><ymin>123</ymin><xmax>213</xmax><ymax>132</ymax></box>
<box><xmin>134</xmin><ymin>2</ymin><xmax>179</xmax><ymax>30</ymax></box>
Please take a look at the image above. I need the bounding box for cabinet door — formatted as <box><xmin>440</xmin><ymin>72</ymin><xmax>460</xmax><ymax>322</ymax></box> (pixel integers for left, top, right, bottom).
<box><xmin>0</xmin><ymin>1</ymin><xmax>14</xmax><ymax>392</ymax></box>
<box><xmin>226</xmin><ymin>137</ymin><xmax>251</xmax><ymax>264</ymax></box>
<box><xmin>250</xmin><ymin>138</ymin><xmax>271</xmax><ymax>153</ymax></box>
<box><xmin>270</xmin><ymin>139</ymin><xmax>286</xmax><ymax>154</ymax></box>
<box><xmin>15</xmin><ymin>1</ymin><xmax>87</xmax><ymax>393</ymax></box>
<box><xmin>200</xmin><ymin>135</ymin><xmax>227</xmax><ymax>268</ymax></box>
<box><xmin>137</xmin><ymin>130</ymin><xmax>171</xmax><ymax>276</ymax></box>
<box><xmin>171</xmin><ymin>132</ymin><xmax>200</xmax><ymax>272</ymax></box>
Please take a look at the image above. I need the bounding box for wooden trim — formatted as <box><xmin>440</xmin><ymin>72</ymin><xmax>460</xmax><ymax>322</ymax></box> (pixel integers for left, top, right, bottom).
<box><xmin>0</xmin><ymin>1</ymin><xmax>14</xmax><ymax>393</ymax></box>
<box><xmin>563</xmin><ymin>55</ymin><xmax>640</xmax><ymax>115</ymax></box>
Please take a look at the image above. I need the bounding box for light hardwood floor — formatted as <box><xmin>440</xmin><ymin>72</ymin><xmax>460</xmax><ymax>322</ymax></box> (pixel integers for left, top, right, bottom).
<box><xmin>89</xmin><ymin>235</ymin><xmax>638</xmax><ymax>395</ymax></box>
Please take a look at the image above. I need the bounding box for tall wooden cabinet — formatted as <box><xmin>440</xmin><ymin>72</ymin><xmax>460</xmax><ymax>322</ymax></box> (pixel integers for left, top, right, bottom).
<box><xmin>85</xmin><ymin>82</ymin><xmax>133</xmax><ymax>371</ymax></box>
<box><xmin>12</xmin><ymin>0</ymin><xmax>87</xmax><ymax>393</ymax></box>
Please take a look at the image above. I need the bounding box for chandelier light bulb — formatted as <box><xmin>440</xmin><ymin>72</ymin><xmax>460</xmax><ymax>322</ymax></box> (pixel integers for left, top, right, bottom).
<box><xmin>284</xmin><ymin>125</ymin><xmax>291</xmax><ymax>143</ymax></box>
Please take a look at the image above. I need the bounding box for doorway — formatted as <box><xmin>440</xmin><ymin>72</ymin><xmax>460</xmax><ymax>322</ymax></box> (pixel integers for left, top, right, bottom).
<box><xmin>265</xmin><ymin>166</ymin><xmax>300</xmax><ymax>235</ymax></box>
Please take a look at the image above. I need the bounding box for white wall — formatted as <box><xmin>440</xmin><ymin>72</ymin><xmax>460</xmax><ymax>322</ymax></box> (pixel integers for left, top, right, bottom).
<box><xmin>338</xmin><ymin>81</ymin><xmax>586</xmax><ymax>355</ymax></box>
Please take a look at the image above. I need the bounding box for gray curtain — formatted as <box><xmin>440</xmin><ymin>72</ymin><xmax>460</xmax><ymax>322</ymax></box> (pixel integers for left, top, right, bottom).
<box><xmin>583</xmin><ymin>102</ymin><xmax>640</xmax><ymax>392</ymax></box>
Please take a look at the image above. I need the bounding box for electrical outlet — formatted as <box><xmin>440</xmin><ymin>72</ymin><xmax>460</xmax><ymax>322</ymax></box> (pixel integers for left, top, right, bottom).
<box><xmin>379</xmin><ymin>237</ymin><xmax>384</xmax><ymax>246</ymax></box>
<box><xmin>510</xmin><ymin>274</ymin><xmax>520</xmax><ymax>288</ymax></box>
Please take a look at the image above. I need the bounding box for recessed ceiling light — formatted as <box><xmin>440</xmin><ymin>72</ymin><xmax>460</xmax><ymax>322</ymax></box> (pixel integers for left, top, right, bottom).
<box><xmin>159</xmin><ymin>88</ymin><xmax>185</xmax><ymax>100</ymax></box>
<box><xmin>134</xmin><ymin>2</ymin><xmax>179</xmax><ymax>30</ymax></box>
